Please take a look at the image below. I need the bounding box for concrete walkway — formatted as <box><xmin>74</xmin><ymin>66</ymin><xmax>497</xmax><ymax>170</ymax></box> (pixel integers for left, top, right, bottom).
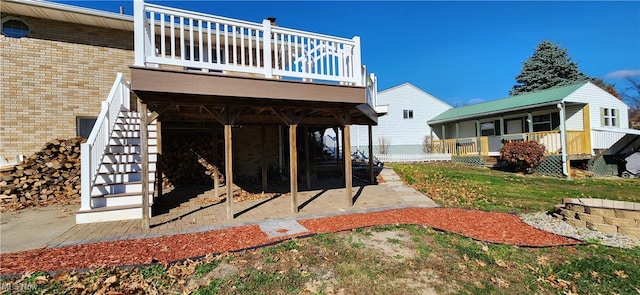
<box><xmin>1</xmin><ymin>167</ymin><xmax>438</xmax><ymax>254</ymax></box>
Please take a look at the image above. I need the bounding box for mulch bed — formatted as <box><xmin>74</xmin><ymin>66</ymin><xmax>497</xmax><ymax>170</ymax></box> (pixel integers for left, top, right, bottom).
<box><xmin>0</xmin><ymin>208</ymin><xmax>580</xmax><ymax>275</ymax></box>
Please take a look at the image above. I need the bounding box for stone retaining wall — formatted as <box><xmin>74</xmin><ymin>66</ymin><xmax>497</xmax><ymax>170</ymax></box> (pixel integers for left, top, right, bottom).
<box><xmin>554</xmin><ymin>198</ymin><xmax>640</xmax><ymax>237</ymax></box>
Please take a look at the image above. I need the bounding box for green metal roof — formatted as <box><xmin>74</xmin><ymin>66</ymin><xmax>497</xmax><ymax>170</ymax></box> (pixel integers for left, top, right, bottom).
<box><xmin>429</xmin><ymin>82</ymin><xmax>588</xmax><ymax>124</ymax></box>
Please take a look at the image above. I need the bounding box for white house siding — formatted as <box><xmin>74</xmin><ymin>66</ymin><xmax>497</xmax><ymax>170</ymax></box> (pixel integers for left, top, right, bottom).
<box><xmin>564</xmin><ymin>83</ymin><xmax>629</xmax><ymax>150</ymax></box>
<box><xmin>564</xmin><ymin>83</ymin><xmax>629</xmax><ymax>129</ymax></box>
<box><xmin>328</xmin><ymin>83</ymin><xmax>451</xmax><ymax>155</ymax></box>
<box><xmin>565</xmin><ymin>105</ymin><xmax>584</xmax><ymax>131</ymax></box>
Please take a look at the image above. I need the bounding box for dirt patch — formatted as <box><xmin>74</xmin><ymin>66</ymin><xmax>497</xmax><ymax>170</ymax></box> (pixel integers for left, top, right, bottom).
<box><xmin>352</xmin><ymin>230</ymin><xmax>415</xmax><ymax>262</ymax></box>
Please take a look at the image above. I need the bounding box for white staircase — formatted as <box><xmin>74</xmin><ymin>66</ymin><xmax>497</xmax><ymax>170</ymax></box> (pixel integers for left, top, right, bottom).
<box><xmin>76</xmin><ymin>74</ymin><xmax>158</xmax><ymax>224</ymax></box>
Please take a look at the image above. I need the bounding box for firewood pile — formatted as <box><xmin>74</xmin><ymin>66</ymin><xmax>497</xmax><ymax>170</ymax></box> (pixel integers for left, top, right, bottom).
<box><xmin>0</xmin><ymin>138</ymin><xmax>84</xmax><ymax>212</ymax></box>
<box><xmin>161</xmin><ymin>135</ymin><xmax>220</xmax><ymax>188</ymax></box>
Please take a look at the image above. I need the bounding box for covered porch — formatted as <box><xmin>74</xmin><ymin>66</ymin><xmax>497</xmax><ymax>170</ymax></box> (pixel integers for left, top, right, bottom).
<box><xmin>429</xmin><ymin>103</ymin><xmax>593</xmax><ymax>160</ymax></box>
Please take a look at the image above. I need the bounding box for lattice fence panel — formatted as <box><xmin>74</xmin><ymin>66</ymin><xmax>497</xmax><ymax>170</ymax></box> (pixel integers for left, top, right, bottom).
<box><xmin>452</xmin><ymin>156</ymin><xmax>482</xmax><ymax>166</ymax></box>
<box><xmin>589</xmin><ymin>157</ymin><xmax>618</xmax><ymax>177</ymax></box>
<box><xmin>534</xmin><ymin>155</ymin><xmax>564</xmax><ymax>177</ymax></box>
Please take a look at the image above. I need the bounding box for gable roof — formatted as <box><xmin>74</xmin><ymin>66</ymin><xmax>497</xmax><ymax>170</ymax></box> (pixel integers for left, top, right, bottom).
<box><xmin>429</xmin><ymin>81</ymin><xmax>589</xmax><ymax>124</ymax></box>
<box><xmin>378</xmin><ymin>82</ymin><xmax>451</xmax><ymax>108</ymax></box>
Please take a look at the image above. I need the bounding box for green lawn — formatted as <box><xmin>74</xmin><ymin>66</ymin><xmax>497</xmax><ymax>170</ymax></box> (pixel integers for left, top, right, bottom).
<box><xmin>392</xmin><ymin>162</ymin><xmax>640</xmax><ymax>213</ymax></box>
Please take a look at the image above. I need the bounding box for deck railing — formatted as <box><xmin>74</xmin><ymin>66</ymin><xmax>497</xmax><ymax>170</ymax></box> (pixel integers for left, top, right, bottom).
<box><xmin>432</xmin><ymin>130</ymin><xmax>590</xmax><ymax>157</ymax></box>
<box><xmin>134</xmin><ymin>1</ymin><xmax>364</xmax><ymax>86</ymax></box>
<box><xmin>80</xmin><ymin>73</ymin><xmax>130</xmax><ymax>211</ymax></box>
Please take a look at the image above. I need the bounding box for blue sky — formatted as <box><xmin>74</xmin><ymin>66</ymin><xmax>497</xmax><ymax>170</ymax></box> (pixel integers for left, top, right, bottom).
<box><xmin>57</xmin><ymin>1</ymin><xmax>640</xmax><ymax>106</ymax></box>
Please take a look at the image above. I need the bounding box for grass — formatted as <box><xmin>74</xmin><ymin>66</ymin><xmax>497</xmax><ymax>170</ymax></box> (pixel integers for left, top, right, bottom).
<box><xmin>392</xmin><ymin>162</ymin><xmax>640</xmax><ymax>213</ymax></box>
<box><xmin>8</xmin><ymin>225</ymin><xmax>638</xmax><ymax>294</ymax></box>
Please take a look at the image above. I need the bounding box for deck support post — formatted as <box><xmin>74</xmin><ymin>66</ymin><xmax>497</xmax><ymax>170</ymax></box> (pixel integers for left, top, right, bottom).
<box><xmin>224</xmin><ymin>124</ymin><xmax>234</xmax><ymax>220</ymax></box>
<box><xmin>290</xmin><ymin>124</ymin><xmax>299</xmax><ymax>213</ymax></box>
<box><xmin>262</xmin><ymin>125</ymin><xmax>268</xmax><ymax>192</ymax></box>
<box><xmin>368</xmin><ymin>124</ymin><xmax>375</xmax><ymax>184</ymax></box>
<box><xmin>344</xmin><ymin>124</ymin><xmax>353</xmax><ymax>207</ymax></box>
<box><xmin>341</xmin><ymin>127</ymin><xmax>346</xmax><ymax>179</ymax></box>
<box><xmin>156</xmin><ymin>120</ymin><xmax>163</xmax><ymax>200</ymax></box>
<box><xmin>334</xmin><ymin>127</ymin><xmax>340</xmax><ymax>177</ymax></box>
<box><xmin>213</xmin><ymin>127</ymin><xmax>219</xmax><ymax>199</ymax></box>
<box><xmin>139</xmin><ymin>101</ymin><xmax>150</xmax><ymax>229</ymax></box>
<box><xmin>527</xmin><ymin>113</ymin><xmax>534</xmax><ymax>140</ymax></box>
<box><xmin>304</xmin><ymin>126</ymin><xmax>311</xmax><ymax>190</ymax></box>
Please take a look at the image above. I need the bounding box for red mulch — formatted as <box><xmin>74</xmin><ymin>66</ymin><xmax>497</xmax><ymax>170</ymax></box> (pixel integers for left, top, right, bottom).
<box><xmin>0</xmin><ymin>208</ymin><xmax>580</xmax><ymax>275</ymax></box>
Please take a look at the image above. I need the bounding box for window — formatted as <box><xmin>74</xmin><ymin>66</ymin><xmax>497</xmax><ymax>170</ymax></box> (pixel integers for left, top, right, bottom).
<box><xmin>602</xmin><ymin>108</ymin><xmax>618</xmax><ymax>127</ymax></box>
<box><xmin>77</xmin><ymin>117</ymin><xmax>97</xmax><ymax>139</ymax></box>
<box><xmin>530</xmin><ymin>113</ymin><xmax>560</xmax><ymax>132</ymax></box>
<box><xmin>403</xmin><ymin>109</ymin><xmax>413</xmax><ymax>119</ymax></box>
<box><xmin>481</xmin><ymin>122</ymin><xmax>495</xmax><ymax>136</ymax></box>
<box><xmin>1</xmin><ymin>18</ymin><xmax>29</xmax><ymax>38</ymax></box>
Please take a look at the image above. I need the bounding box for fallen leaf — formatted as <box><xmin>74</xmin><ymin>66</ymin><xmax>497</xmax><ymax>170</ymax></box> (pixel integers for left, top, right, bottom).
<box><xmin>104</xmin><ymin>275</ymin><xmax>117</xmax><ymax>286</ymax></box>
<box><xmin>613</xmin><ymin>270</ymin><xmax>628</xmax><ymax>279</ymax></box>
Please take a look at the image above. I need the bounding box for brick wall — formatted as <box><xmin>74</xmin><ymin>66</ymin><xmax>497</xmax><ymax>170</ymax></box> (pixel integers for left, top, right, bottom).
<box><xmin>0</xmin><ymin>14</ymin><xmax>134</xmax><ymax>158</ymax></box>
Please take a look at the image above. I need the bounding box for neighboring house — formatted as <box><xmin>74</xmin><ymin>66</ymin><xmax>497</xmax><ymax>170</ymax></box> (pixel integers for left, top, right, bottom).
<box><xmin>325</xmin><ymin>83</ymin><xmax>451</xmax><ymax>157</ymax></box>
<box><xmin>2</xmin><ymin>0</ymin><xmax>381</xmax><ymax>223</ymax></box>
<box><xmin>428</xmin><ymin>81</ymin><xmax>630</xmax><ymax>176</ymax></box>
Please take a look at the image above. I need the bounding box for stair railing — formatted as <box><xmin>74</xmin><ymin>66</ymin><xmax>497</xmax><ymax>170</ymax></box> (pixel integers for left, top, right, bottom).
<box><xmin>80</xmin><ymin>73</ymin><xmax>131</xmax><ymax>211</ymax></box>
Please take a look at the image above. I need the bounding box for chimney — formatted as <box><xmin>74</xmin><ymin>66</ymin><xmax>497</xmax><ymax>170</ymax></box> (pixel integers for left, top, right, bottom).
<box><xmin>119</xmin><ymin>6</ymin><xmax>124</xmax><ymax>14</ymax></box>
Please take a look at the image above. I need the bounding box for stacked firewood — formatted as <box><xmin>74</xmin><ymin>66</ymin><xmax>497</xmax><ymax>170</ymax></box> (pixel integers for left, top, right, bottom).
<box><xmin>161</xmin><ymin>135</ymin><xmax>220</xmax><ymax>187</ymax></box>
<box><xmin>0</xmin><ymin>138</ymin><xmax>84</xmax><ymax>211</ymax></box>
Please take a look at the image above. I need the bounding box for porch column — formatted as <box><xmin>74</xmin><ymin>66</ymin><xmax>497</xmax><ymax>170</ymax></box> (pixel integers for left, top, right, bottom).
<box><xmin>290</xmin><ymin>124</ymin><xmax>299</xmax><ymax>213</ymax></box>
<box><xmin>583</xmin><ymin>105</ymin><xmax>592</xmax><ymax>154</ymax></box>
<box><xmin>441</xmin><ymin>124</ymin><xmax>446</xmax><ymax>152</ymax></box>
<box><xmin>430</xmin><ymin>127</ymin><xmax>434</xmax><ymax>153</ymax></box>
<box><xmin>262</xmin><ymin>125</ymin><xmax>268</xmax><ymax>192</ymax></box>
<box><xmin>368</xmin><ymin>124</ymin><xmax>375</xmax><ymax>184</ymax></box>
<box><xmin>225</xmin><ymin>124</ymin><xmax>234</xmax><ymax>220</ymax></box>
<box><xmin>455</xmin><ymin>122</ymin><xmax>460</xmax><ymax>156</ymax></box>
<box><xmin>476</xmin><ymin>120</ymin><xmax>481</xmax><ymax>156</ymax></box>
<box><xmin>304</xmin><ymin>126</ymin><xmax>311</xmax><ymax>190</ymax></box>
<box><xmin>527</xmin><ymin>113</ymin><xmax>533</xmax><ymax>140</ymax></box>
<box><xmin>139</xmin><ymin>101</ymin><xmax>150</xmax><ymax>229</ymax></box>
<box><xmin>344</xmin><ymin>124</ymin><xmax>353</xmax><ymax>207</ymax></box>
<box><xmin>499</xmin><ymin>117</ymin><xmax>504</xmax><ymax>137</ymax></box>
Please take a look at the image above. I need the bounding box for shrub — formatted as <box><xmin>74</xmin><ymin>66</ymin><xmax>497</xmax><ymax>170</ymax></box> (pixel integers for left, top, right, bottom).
<box><xmin>499</xmin><ymin>140</ymin><xmax>546</xmax><ymax>173</ymax></box>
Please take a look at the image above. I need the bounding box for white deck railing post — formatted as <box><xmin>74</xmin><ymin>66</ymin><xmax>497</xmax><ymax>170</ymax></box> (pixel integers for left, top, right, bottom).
<box><xmin>262</xmin><ymin>19</ymin><xmax>273</xmax><ymax>78</ymax></box>
<box><xmin>352</xmin><ymin>36</ymin><xmax>362</xmax><ymax>86</ymax></box>
<box><xmin>80</xmin><ymin>143</ymin><xmax>92</xmax><ymax>211</ymax></box>
<box><xmin>134</xmin><ymin>0</ymin><xmax>146</xmax><ymax>67</ymax></box>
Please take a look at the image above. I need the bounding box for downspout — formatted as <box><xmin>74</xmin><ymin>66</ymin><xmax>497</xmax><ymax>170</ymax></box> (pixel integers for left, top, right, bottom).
<box><xmin>557</xmin><ymin>103</ymin><xmax>570</xmax><ymax>178</ymax></box>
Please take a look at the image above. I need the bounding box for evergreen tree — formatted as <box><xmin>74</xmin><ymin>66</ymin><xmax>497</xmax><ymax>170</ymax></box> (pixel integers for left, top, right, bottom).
<box><xmin>510</xmin><ymin>40</ymin><xmax>590</xmax><ymax>96</ymax></box>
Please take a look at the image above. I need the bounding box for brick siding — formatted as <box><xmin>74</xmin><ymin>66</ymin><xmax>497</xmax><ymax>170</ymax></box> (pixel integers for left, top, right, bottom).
<box><xmin>0</xmin><ymin>14</ymin><xmax>134</xmax><ymax>158</ymax></box>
